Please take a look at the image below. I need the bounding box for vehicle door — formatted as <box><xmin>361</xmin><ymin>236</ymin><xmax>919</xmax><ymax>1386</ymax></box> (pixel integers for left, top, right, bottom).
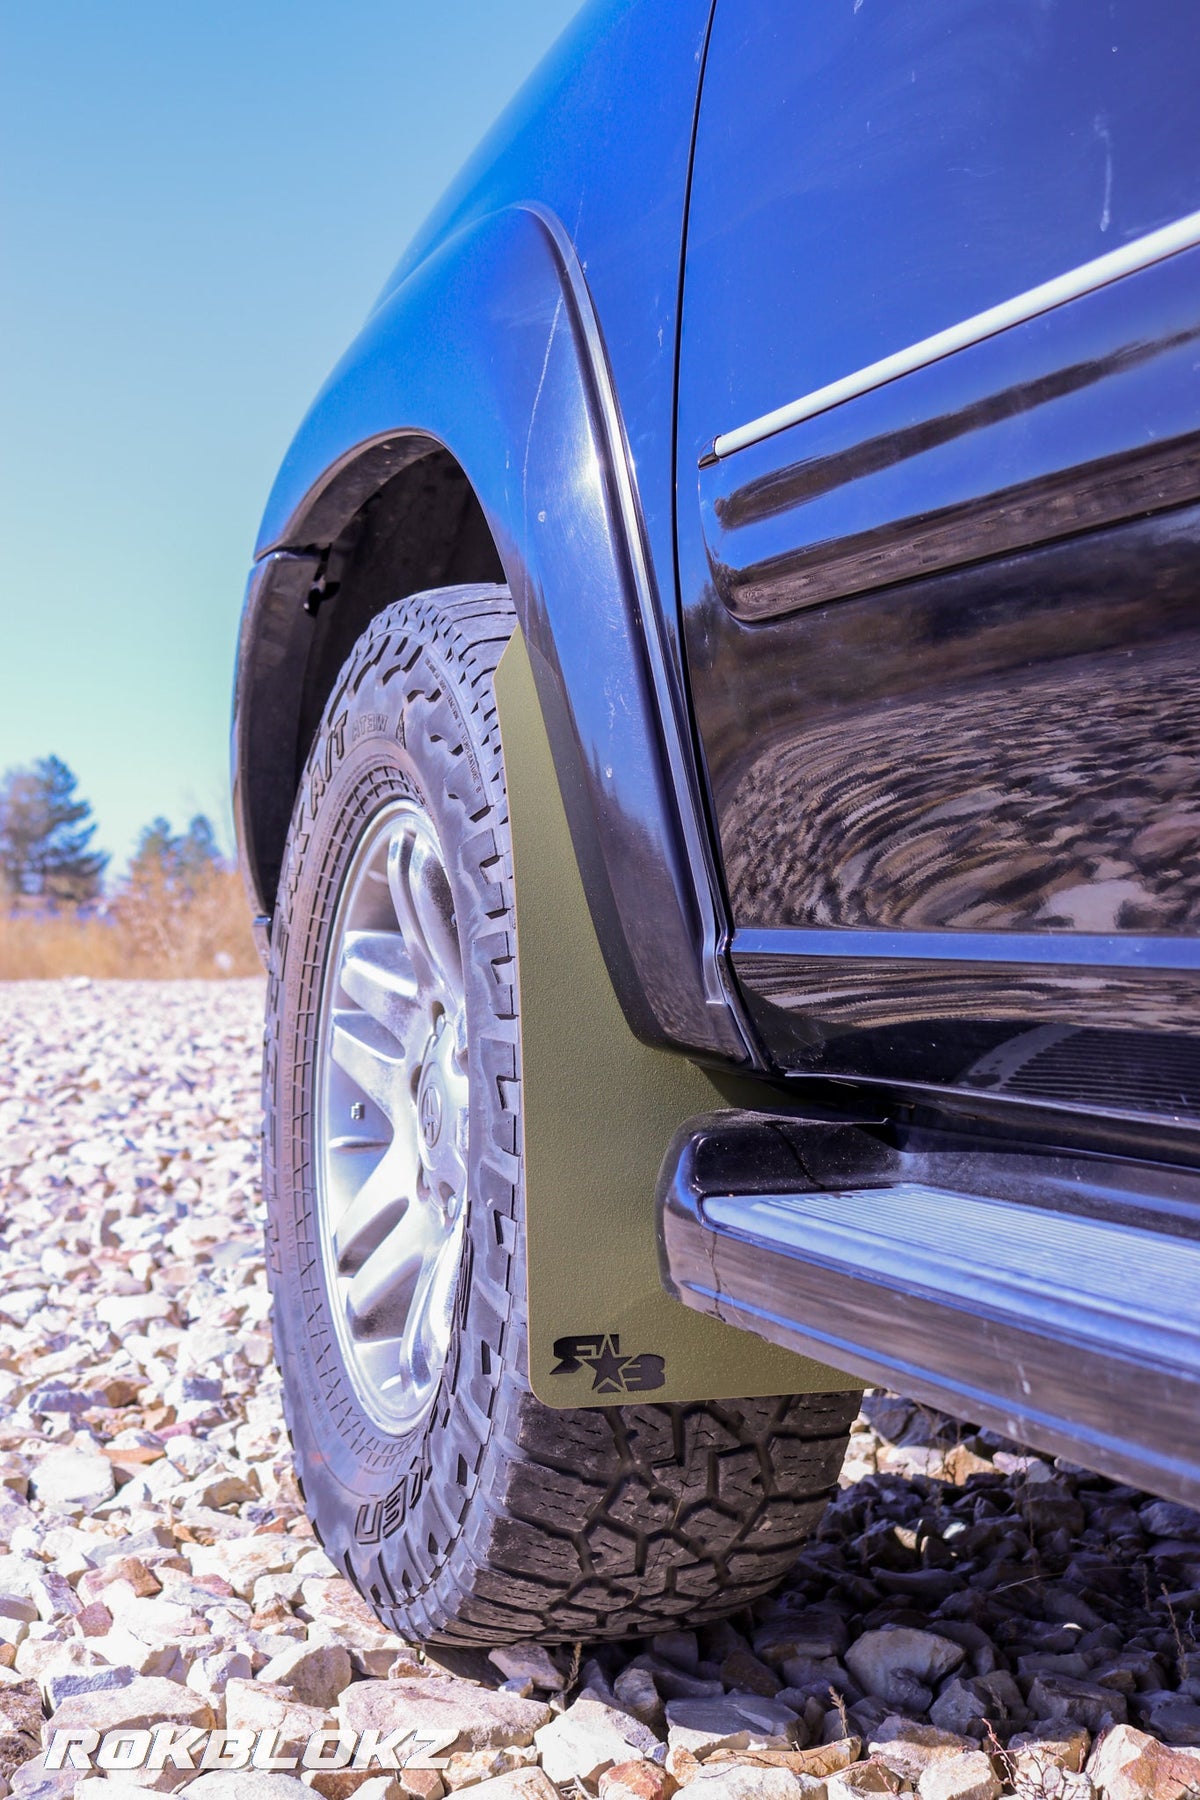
<box><xmin>676</xmin><ymin>0</ymin><xmax>1200</xmax><ymax>1114</ymax></box>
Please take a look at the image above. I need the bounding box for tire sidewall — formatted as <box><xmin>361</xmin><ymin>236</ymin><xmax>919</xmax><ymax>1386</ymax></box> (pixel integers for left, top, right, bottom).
<box><xmin>264</xmin><ymin>593</ymin><xmax>521</xmax><ymax>1563</ymax></box>
<box><xmin>260</xmin><ymin>588</ymin><xmax>856</xmax><ymax>1646</ymax></box>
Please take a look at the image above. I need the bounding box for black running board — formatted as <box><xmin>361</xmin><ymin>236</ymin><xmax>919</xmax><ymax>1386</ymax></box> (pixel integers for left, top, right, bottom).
<box><xmin>657</xmin><ymin>1112</ymin><xmax>1200</xmax><ymax>1506</ymax></box>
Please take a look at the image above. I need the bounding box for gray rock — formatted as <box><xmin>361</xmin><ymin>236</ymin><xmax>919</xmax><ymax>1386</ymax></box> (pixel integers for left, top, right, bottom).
<box><xmin>613</xmin><ymin>1667</ymin><xmax>664</xmax><ymax>1732</ymax></box>
<box><xmin>486</xmin><ymin>1645</ymin><xmax>564</xmax><ymax>1693</ymax></box>
<box><xmin>1130</xmin><ymin>1689</ymin><xmax>1200</xmax><ymax>1745</ymax></box>
<box><xmin>846</xmin><ymin>1699</ymin><xmax>895</xmax><ymax>1744</ymax></box>
<box><xmin>665</xmin><ymin>1696</ymin><xmax>797</xmax><ymax>1758</ymax></box>
<box><xmin>1138</xmin><ymin>1500</ymin><xmax>1200</xmax><ymax>1540</ymax></box>
<box><xmin>1016</xmin><ymin>1653</ymin><xmax>1092</xmax><ymax>1681</ymax></box>
<box><xmin>41</xmin><ymin>1664</ymin><xmax>137</xmax><ymax>1710</ymax></box>
<box><xmin>756</xmin><ymin>1612</ymin><xmax>849</xmax><ymax>1665</ymax></box>
<box><xmin>1026</xmin><ymin>1676</ymin><xmax>1127</xmax><ymax>1735</ymax></box>
<box><xmin>628</xmin><ymin>1656</ymin><xmax>725</xmax><ymax>1702</ymax></box>
<box><xmin>649</xmin><ymin>1634</ymin><xmax>699</xmax><ymax>1673</ymax></box>
<box><xmin>721</xmin><ymin>1653</ymin><xmax>782</xmax><ymax>1699</ymax></box>
<box><xmin>726</xmin><ymin>1695</ymin><xmax>802</xmax><ymax>1737</ymax></box>
<box><xmin>929</xmin><ymin>1674</ymin><xmax>1025</xmax><ymax>1738</ymax></box>
<box><xmin>845</xmin><ymin>1632</ymin><xmax>964</xmax><ymax>1709</ymax></box>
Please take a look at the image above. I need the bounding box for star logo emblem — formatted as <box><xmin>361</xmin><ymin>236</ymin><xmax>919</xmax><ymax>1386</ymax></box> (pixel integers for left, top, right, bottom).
<box><xmin>549</xmin><ymin>1333</ymin><xmax>666</xmax><ymax>1393</ymax></box>
<box><xmin>585</xmin><ymin>1338</ymin><xmax>629</xmax><ymax>1394</ymax></box>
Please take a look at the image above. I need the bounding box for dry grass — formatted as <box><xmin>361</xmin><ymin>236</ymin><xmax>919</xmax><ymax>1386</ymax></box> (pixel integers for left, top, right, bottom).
<box><xmin>0</xmin><ymin>868</ymin><xmax>261</xmax><ymax>980</ymax></box>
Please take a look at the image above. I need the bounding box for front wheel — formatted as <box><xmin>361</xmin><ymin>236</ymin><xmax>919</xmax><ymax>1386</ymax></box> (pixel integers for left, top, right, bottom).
<box><xmin>263</xmin><ymin>583</ymin><xmax>858</xmax><ymax>1644</ymax></box>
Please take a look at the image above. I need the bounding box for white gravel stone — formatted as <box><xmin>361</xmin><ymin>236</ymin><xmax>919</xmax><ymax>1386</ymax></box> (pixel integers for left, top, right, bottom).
<box><xmin>258</xmin><ymin>1642</ymin><xmax>353</xmax><ymax>1709</ymax></box>
<box><xmin>339</xmin><ymin>1677</ymin><xmax>551</xmax><ymax>1752</ymax></box>
<box><xmin>46</xmin><ymin>1674</ymin><xmax>215</xmax><ymax>1735</ymax></box>
<box><xmin>684</xmin><ymin>1771</ymin><xmax>824</xmax><ymax>1800</ymax></box>
<box><xmin>181</xmin><ymin>1778</ymin><xmax>312</xmax><ymax>1800</ymax></box>
<box><xmin>450</xmin><ymin>1775</ymin><xmax>557</xmax><ymax>1800</ymax></box>
<box><xmin>916</xmin><ymin>1752</ymin><xmax>1001</xmax><ymax>1800</ymax></box>
<box><xmin>536</xmin><ymin>1693</ymin><xmax>660</xmax><ymax>1784</ymax></box>
<box><xmin>0</xmin><ymin>977</ymin><xmax>1194</xmax><ymax>1799</ymax></box>
<box><xmin>27</xmin><ymin>1454</ymin><xmax>115</xmax><ymax>1511</ymax></box>
<box><xmin>94</xmin><ymin>1294</ymin><xmax>176</xmax><ymax>1332</ymax></box>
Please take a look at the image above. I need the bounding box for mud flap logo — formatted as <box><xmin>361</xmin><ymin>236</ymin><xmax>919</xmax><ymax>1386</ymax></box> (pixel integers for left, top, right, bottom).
<box><xmin>550</xmin><ymin>1333</ymin><xmax>665</xmax><ymax>1394</ymax></box>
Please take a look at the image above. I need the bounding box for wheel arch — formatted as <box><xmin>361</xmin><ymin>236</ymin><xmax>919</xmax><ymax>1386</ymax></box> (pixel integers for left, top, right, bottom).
<box><xmin>234</xmin><ymin>204</ymin><xmax>749</xmax><ymax>1061</ymax></box>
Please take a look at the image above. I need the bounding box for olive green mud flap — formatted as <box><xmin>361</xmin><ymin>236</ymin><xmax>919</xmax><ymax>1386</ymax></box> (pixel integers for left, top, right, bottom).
<box><xmin>495</xmin><ymin>627</ymin><xmax>858</xmax><ymax>1407</ymax></box>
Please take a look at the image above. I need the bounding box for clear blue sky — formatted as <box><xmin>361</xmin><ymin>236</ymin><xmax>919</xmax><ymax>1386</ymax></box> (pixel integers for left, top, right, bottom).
<box><xmin>0</xmin><ymin>0</ymin><xmax>580</xmax><ymax>873</ymax></box>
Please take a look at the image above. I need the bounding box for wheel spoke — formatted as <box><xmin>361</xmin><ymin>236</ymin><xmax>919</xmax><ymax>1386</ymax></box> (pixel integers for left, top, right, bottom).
<box><xmin>329</xmin><ymin>1010</ymin><xmax>408</xmax><ymax>1124</ymax></box>
<box><xmin>386</xmin><ymin>1224</ymin><xmax>461</xmax><ymax>1398</ymax></box>
<box><xmin>322</xmin><ymin>1136</ymin><xmax>390</xmax><ymax>1229</ymax></box>
<box><xmin>332</xmin><ymin>1133</ymin><xmax>419</xmax><ymax>1275</ymax></box>
<box><xmin>340</xmin><ymin>929</ymin><xmax>420</xmax><ymax>1041</ymax></box>
<box><xmin>345</xmin><ymin>1202</ymin><xmax>436</xmax><ymax>1340</ymax></box>
<box><xmin>387</xmin><ymin>823</ymin><xmax>463</xmax><ymax>1004</ymax></box>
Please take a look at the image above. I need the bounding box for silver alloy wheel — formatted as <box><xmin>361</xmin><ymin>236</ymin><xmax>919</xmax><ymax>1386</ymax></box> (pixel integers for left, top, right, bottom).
<box><xmin>315</xmin><ymin>796</ymin><xmax>469</xmax><ymax>1434</ymax></box>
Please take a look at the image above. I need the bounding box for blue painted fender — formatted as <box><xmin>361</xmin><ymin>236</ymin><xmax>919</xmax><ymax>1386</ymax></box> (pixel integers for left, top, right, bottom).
<box><xmin>235</xmin><ymin>201</ymin><xmax>749</xmax><ymax>1062</ymax></box>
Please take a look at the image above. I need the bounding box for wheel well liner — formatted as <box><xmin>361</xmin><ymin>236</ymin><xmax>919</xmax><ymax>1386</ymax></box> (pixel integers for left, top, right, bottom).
<box><xmin>235</xmin><ymin>444</ymin><xmax>504</xmax><ymax>922</ymax></box>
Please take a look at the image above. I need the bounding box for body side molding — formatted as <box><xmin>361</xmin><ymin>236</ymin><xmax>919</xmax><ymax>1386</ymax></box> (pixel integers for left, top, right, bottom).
<box><xmin>705</xmin><ymin>205</ymin><xmax>1200</xmax><ymax>462</ymax></box>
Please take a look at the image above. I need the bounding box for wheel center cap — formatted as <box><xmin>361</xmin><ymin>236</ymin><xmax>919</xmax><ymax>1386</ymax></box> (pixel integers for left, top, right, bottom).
<box><xmin>418</xmin><ymin>1073</ymin><xmax>444</xmax><ymax>1149</ymax></box>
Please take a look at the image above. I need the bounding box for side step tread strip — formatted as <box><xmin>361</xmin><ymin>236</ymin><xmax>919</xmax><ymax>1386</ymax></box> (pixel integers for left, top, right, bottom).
<box><xmin>705</xmin><ymin>1182</ymin><xmax>1200</xmax><ymax>1371</ymax></box>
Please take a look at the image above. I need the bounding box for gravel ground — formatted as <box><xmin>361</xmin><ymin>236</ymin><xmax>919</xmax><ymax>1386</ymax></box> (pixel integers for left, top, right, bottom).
<box><xmin>0</xmin><ymin>980</ymin><xmax>1198</xmax><ymax>1800</ymax></box>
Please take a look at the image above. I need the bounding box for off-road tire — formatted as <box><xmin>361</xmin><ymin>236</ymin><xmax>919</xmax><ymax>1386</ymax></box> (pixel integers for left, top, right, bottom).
<box><xmin>263</xmin><ymin>583</ymin><xmax>859</xmax><ymax>1645</ymax></box>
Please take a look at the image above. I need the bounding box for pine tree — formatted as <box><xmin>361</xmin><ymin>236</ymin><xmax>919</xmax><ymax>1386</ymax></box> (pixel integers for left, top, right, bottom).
<box><xmin>0</xmin><ymin>756</ymin><xmax>108</xmax><ymax>904</ymax></box>
<box><xmin>129</xmin><ymin>812</ymin><xmax>222</xmax><ymax>897</ymax></box>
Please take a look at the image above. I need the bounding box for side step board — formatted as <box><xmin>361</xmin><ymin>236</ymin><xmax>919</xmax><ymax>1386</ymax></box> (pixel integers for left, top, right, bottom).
<box><xmin>658</xmin><ymin>1111</ymin><xmax>1200</xmax><ymax>1506</ymax></box>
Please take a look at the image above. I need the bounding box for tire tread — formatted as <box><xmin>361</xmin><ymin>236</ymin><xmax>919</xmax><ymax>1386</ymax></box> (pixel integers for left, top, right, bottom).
<box><xmin>263</xmin><ymin>583</ymin><xmax>858</xmax><ymax>1646</ymax></box>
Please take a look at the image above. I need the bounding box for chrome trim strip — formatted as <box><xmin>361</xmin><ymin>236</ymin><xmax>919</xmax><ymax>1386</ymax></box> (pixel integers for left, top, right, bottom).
<box><xmin>707</xmin><ymin>208</ymin><xmax>1200</xmax><ymax>463</ymax></box>
<box><xmin>732</xmin><ymin>926</ymin><xmax>1200</xmax><ymax>971</ymax></box>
